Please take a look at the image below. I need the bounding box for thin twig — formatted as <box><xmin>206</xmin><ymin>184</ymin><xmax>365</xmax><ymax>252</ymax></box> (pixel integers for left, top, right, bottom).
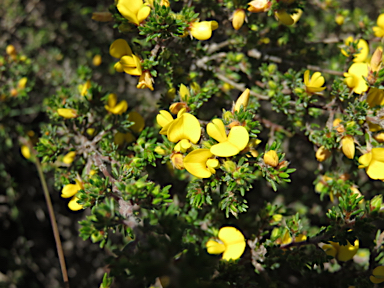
<box><xmin>35</xmin><ymin>157</ymin><xmax>70</xmax><ymax>288</ymax></box>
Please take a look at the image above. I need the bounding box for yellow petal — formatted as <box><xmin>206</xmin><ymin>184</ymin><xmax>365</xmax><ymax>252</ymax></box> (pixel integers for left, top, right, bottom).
<box><xmin>232</xmin><ymin>9</ymin><xmax>246</xmax><ymax>30</ymax></box>
<box><xmin>303</xmin><ymin>70</ymin><xmax>310</xmax><ymax>86</ymax></box>
<box><xmin>373</xmin><ymin>26</ymin><xmax>384</xmax><ymax>38</ymax></box>
<box><xmin>378</xmin><ymin>14</ymin><xmax>384</xmax><ymax>29</ymax></box>
<box><xmin>234</xmin><ymin>88</ymin><xmax>250</xmax><ymax>112</ymax></box>
<box><xmin>322</xmin><ymin>244</ymin><xmax>337</xmax><ymax>258</ymax></box>
<box><xmin>117</xmin><ymin>0</ymin><xmax>141</xmax><ymax>25</ymax></box>
<box><xmin>179</xmin><ymin>84</ymin><xmax>190</xmax><ymax>101</ymax></box>
<box><xmin>309</xmin><ymin>72</ymin><xmax>325</xmax><ymax>88</ymax></box>
<box><xmin>264</xmin><ymin>150</ymin><xmax>279</xmax><ymax>167</ymax></box>
<box><xmin>128</xmin><ymin>111</ymin><xmax>145</xmax><ymax>133</ymax></box>
<box><xmin>114</xmin><ymin>62</ymin><xmax>124</xmax><ymax>73</ymax></box>
<box><xmin>218</xmin><ymin>227</ymin><xmax>246</xmax><ymax>261</ymax></box>
<box><xmin>207</xmin><ymin>119</ymin><xmax>227</xmax><ymax>143</ymax></box>
<box><xmin>121</xmin><ymin>55</ymin><xmax>142</xmax><ymax>76</ymax></box>
<box><xmin>275</xmin><ymin>9</ymin><xmax>294</xmax><ymax>26</ymax></box>
<box><xmin>183</xmin><ymin>149</ymin><xmax>214</xmax><ymax>178</ymax></box>
<box><xmin>373</xmin><ymin>266</ymin><xmax>384</xmax><ymax>278</ymax></box>
<box><xmin>157</xmin><ymin>110</ymin><xmax>174</xmax><ymax>127</ymax></box>
<box><xmin>358</xmin><ymin>152</ymin><xmax>372</xmax><ymax>167</ymax></box>
<box><xmin>370</xmin><ymin>276</ymin><xmax>384</xmax><ymax>284</ymax></box>
<box><xmin>210</xmin><ymin>142</ymin><xmax>241</xmax><ymax>157</ymax></box>
<box><xmin>137</xmin><ymin>5</ymin><xmax>151</xmax><ymax>23</ymax></box>
<box><xmin>107</xmin><ymin>93</ymin><xmax>118</xmax><ymax>108</ymax></box>
<box><xmin>21</xmin><ymin>145</ymin><xmax>31</xmax><ymax>159</ymax></box>
<box><xmin>366</xmin><ymin>160</ymin><xmax>384</xmax><ymax>180</ymax></box>
<box><xmin>68</xmin><ymin>196</ymin><xmax>83</xmax><ymax>211</ymax></box>
<box><xmin>337</xmin><ymin>240</ymin><xmax>359</xmax><ymax>261</ymax></box>
<box><xmin>61</xmin><ymin>181</ymin><xmax>81</xmax><ymax>198</ymax></box>
<box><xmin>341</xmin><ymin>136</ymin><xmax>355</xmax><ymax>159</ymax></box>
<box><xmin>109</xmin><ymin>39</ymin><xmax>132</xmax><ymax>59</ymax></box>
<box><xmin>372</xmin><ymin>147</ymin><xmax>384</xmax><ymax>161</ymax></box>
<box><xmin>167</xmin><ymin>113</ymin><xmax>201</xmax><ymax>144</ymax></box>
<box><xmin>106</xmin><ymin>100</ymin><xmax>128</xmax><ymax>115</ymax></box>
<box><xmin>227</xmin><ymin>126</ymin><xmax>249</xmax><ymax>151</ymax></box>
<box><xmin>345</xmin><ymin>63</ymin><xmax>368</xmax><ymax>94</ymax></box>
<box><xmin>206</xmin><ymin>240</ymin><xmax>226</xmax><ymax>254</ymax></box>
<box><xmin>57</xmin><ymin>108</ymin><xmax>77</xmax><ymax>119</ymax></box>
<box><xmin>367</xmin><ymin>88</ymin><xmax>384</xmax><ymax>108</ymax></box>
<box><xmin>190</xmin><ymin>21</ymin><xmax>214</xmax><ymax>41</ymax></box>
<box><xmin>62</xmin><ymin>151</ymin><xmax>76</xmax><ymax>164</ymax></box>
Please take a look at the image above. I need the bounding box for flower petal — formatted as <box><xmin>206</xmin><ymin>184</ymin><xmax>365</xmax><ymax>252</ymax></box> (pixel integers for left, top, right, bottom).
<box><xmin>207</xmin><ymin>119</ymin><xmax>227</xmax><ymax>143</ymax></box>
<box><xmin>211</xmin><ymin>142</ymin><xmax>240</xmax><ymax>157</ymax></box>
<box><xmin>218</xmin><ymin>227</ymin><xmax>246</xmax><ymax>261</ymax></box>
<box><xmin>303</xmin><ymin>70</ymin><xmax>310</xmax><ymax>86</ymax></box>
<box><xmin>61</xmin><ymin>181</ymin><xmax>81</xmax><ymax>198</ymax></box>
<box><xmin>137</xmin><ymin>5</ymin><xmax>151</xmax><ymax>23</ymax></box>
<box><xmin>68</xmin><ymin>196</ymin><xmax>83</xmax><ymax>211</ymax></box>
<box><xmin>358</xmin><ymin>152</ymin><xmax>372</xmax><ymax>167</ymax></box>
<box><xmin>183</xmin><ymin>149</ymin><xmax>214</xmax><ymax>178</ymax></box>
<box><xmin>206</xmin><ymin>240</ymin><xmax>226</xmax><ymax>254</ymax></box>
<box><xmin>168</xmin><ymin>113</ymin><xmax>201</xmax><ymax>144</ymax></box>
<box><xmin>366</xmin><ymin>159</ymin><xmax>384</xmax><ymax>180</ymax></box>
<box><xmin>372</xmin><ymin>147</ymin><xmax>384</xmax><ymax>161</ymax></box>
<box><xmin>117</xmin><ymin>0</ymin><xmax>141</xmax><ymax>25</ymax></box>
<box><xmin>227</xmin><ymin>126</ymin><xmax>249</xmax><ymax>151</ymax></box>
<box><xmin>109</xmin><ymin>39</ymin><xmax>132</xmax><ymax>59</ymax></box>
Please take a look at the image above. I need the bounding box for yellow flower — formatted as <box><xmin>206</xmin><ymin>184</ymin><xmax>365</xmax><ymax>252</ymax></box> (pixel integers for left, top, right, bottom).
<box><xmin>206</xmin><ymin>226</ymin><xmax>246</xmax><ymax>261</ymax></box>
<box><xmin>190</xmin><ymin>21</ymin><xmax>219</xmax><ymax>41</ymax></box>
<box><xmin>358</xmin><ymin>148</ymin><xmax>384</xmax><ymax>180</ymax></box>
<box><xmin>156</xmin><ymin>110</ymin><xmax>174</xmax><ymax>135</ymax></box>
<box><xmin>341</xmin><ymin>36</ymin><xmax>369</xmax><ymax>63</ymax></box>
<box><xmin>174</xmin><ymin>138</ymin><xmax>192</xmax><ymax>153</ymax></box>
<box><xmin>275</xmin><ymin>9</ymin><xmax>302</xmax><ymax>26</ymax></box>
<box><xmin>335</xmin><ymin>14</ymin><xmax>344</xmax><ymax>25</ymax></box>
<box><xmin>110</xmin><ymin>39</ymin><xmax>142</xmax><ymax>76</ymax></box>
<box><xmin>375</xmin><ymin>132</ymin><xmax>384</xmax><ymax>143</ymax></box>
<box><xmin>264</xmin><ymin>150</ymin><xmax>279</xmax><ymax>167</ymax></box>
<box><xmin>370</xmin><ymin>266</ymin><xmax>384</xmax><ymax>283</ymax></box>
<box><xmin>92</xmin><ymin>12</ymin><xmax>113</xmax><ymax>22</ymax></box>
<box><xmin>304</xmin><ymin>70</ymin><xmax>326</xmax><ymax>95</ymax></box>
<box><xmin>275</xmin><ymin>229</ymin><xmax>307</xmax><ymax>245</ymax></box>
<box><xmin>179</xmin><ymin>83</ymin><xmax>190</xmax><ymax>102</ymax></box>
<box><xmin>61</xmin><ymin>180</ymin><xmax>84</xmax><ymax>211</ymax></box>
<box><xmin>6</xmin><ymin>44</ymin><xmax>17</xmax><ymax>56</ymax></box>
<box><xmin>21</xmin><ymin>145</ymin><xmax>31</xmax><ymax>159</ymax></box>
<box><xmin>233</xmin><ymin>88</ymin><xmax>250</xmax><ymax>112</ymax></box>
<box><xmin>247</xmin><ymin>0</ymin><xmax>271</xmax><ymax>13</ymax></box>
<box><xmin>116</xmin><ymin>0</ymin><xmax>151</xmax><ymax>25</ymax></box>
<box><xmin>373</xmin><ymin>14</ymin><xmax>384</xmax><ymax>38</ymax></box>
<box><xmin>62</xmin><ymin>151</ymin><xmax>76</xmax><ymax>164</ymax></box>
<box><xmin>136</xmin><ymin>70</ymin><xmax>154</xmax><ymax>90</ymax></box>
<box><xmin>167</xmin><ymin>110</ymin><xmax>201</xmax><ymax>144</ymax></box>
<box><xmin>57</xmin><ymin>108</ymin><xmax>78</xmax><ymax>119</ymax></box>
<box><xmin>184</xmin><ymin>149</ymin><xmax>219</xmax><ymax>178</ymax></box>
<box><xmin>232</xmin><ymin>9</ymin><xmax>246</xmax><ymax>30</ymax></box>
<box><xmin>316</xmin><ymin>146</ymin><xmax>331</xmax><ymax>162</ymax></box>
<box><xmin>92</xmin><ymin>54</ymin><xmax>102</xmax><ymax>66</ymax></box>
<box><xmin>344</xmin><ymin>63</ymin><xmax>368</xmax><ymax>94</ymax></box>
<box><xmin>322</xmin><ymin>240</ymin><xmax>359</xmax><ymax>261</ymax></box>
<box><xmin>341</xmin><ymin>136</ymin><xmax>355</xmax><ymax>159</ymax></box>
<box><xmin>17</xmin><ymin>77</ymin><xmax>28</xmax><ymax>89</ymax></box>
<box><xmin>79</xmin><ymin>80</ymin><xmax>91</xmax><ymax>96</ymax></box>
<box><xmin>367</xmin><ymin>88</ymin><xmax>384</xmax><ymax>108</ymax></box>
<box><xmin>207</xmin><ymin>119</ymin><xmax>249</xmax><ymax>157</ymax></box>
<box><xmin>105</xmin><ymin>93</ymin><xmax>128</xmax><ymax>115</ymax></box>
<box><xmin>128</xmin><ymin>111</ymin><xmax>145</xmax><ymax>133</ymax></box>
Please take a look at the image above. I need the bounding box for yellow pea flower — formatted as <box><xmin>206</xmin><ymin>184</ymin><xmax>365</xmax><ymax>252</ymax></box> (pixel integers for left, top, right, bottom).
<box><xmin>189</xmin><ymin>21</ymin><xmax>219</xmax><ymax>41</ymax></box>
<box><xmin>206</xmin><ymin>226</ymin><xmax>246</xmax><ymax>261</ymax></box>
<box><xmin>247</xmin><ymin>0</ymin><xmax>271</xmax><ymax>13</ymax></box>
<box><xmin>335</xmin><ymin>14</ymin><xmax>344</xmax><ymax>25</ymax></box>
<box><xmin>62</xmin><ymin>151</ymin><xmax>76</xmax><ymax>164</ymax></box>
<box><xmin>303</xmin><ymin>70</ymin><xmax>326</xmax><ymax>95</ymax></box>
<box><xmin>92</xmin><ymin>12</ymin><xmax>113</xmax><ymax>22</ymax></box>
<box><xmin>358</xmin><ymin>147</ymin><xmax>384</xmax><ymax>180</ymax></box>
<box><xmin>136</xmin><ymin>70</ymin><xmax>154</xmax><ymax>90</ymax></box>
<box><xmin>183</xmin><ymin>149</ymin><xmax>219</xmax><ymax>178</ymax></box>
<box><xmin>373</xmin><ymin>14</ymin><xmax>384</xmax><ymax>38</ymax></box>
<box><xmin>21</xmin><ymin>145</ymin><xmax>31</xmax><ymax>159</ymax></box>
<box><xmin>92</xmin><ymin>54</ymin><xmax>102</xmax><ymax>66</ymax></box>
<box><xmin>57</xmin><ymin>108</ymin><xmax>78</xmax><ymax>119</ymax></box>
<box><xmin>61</xmin><ymin>180</ymin><xmax>84</xmax><ymax>211</ymax></box>
<box><xmin>322</xmin><ymin>240</ymin><xmax>359</xmax><ymax>261</ymax></box>
<box><xmin>344</xmin><ymin>63</ymin><xmax>368</xmax><ymax>94</ymax></box>
<box><xmin>6</xmin><ymin>44</ymin><xmax>17</xmax><ymax>56</ymax></box>
<box><xmin>105</xmin><ymin>93</ymin><xmax>128</xmax><ymax>115</ymax></box>
<box><xmin>275</xmin><ymin>9</ymin><xmax>302</xmax><ymax>26</ymax></box>
<box><xmin>116</xmin><ymin>0</ymin><xmax>151</xmax><ymax>25</ymax></box>
<box><xmin>341</xmin><ymin>135</ymin><xmax>355</xmax><ymax>159</ymax></box>
<box><xmin>316</xmin><ymin>146</ymin><xmax>331</xmax><ymax>162</ymax></box>
<box><xmin>370</xmin><ymin>266</ymin><xmax>384</xmax><ymax>283</ymax></box>
<box><xmin>232</xmin><ymin>9</ymin><xmax>246</xmax><ymax>30</ymax></box>
<box><xmin>207</xmin><ymin>119</ymin><xmax>249</xmax><ymax>157</ymax></box>
<box><xmin>174</xmin><ymin>138</ymin><xmax>192</xmax><ymax>153</ymax></box>
<box><xmin>341</xmin><ymin>36</ymin><xmax>369</xmax><ymax>63</ymax></box>
<box><xmin>233</xmin><ymin>88</ymin><xmax>250</xmax><ymax>112</ymax></box>
<box><xmin>79</xmin><ymin>80</ymin><xmax>91</xmax><ymax>96</ymax></box>
<box><xmin>110</xmin><ymin>39</ymin><xmax>142</xmax><ymax>76</ymax></box>
<box><xmin>264</xmin><ymin>150</ymin><xmax>279</xmax><ymax>167</ymax></box>
<box><xmin>17</xmin><ymin>77</ymin><xmax>28</xmax><ymax>89</ymax></box>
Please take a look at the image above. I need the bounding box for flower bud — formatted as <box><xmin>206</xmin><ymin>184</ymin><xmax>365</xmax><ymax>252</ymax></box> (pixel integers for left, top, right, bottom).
<box><xmin>6</xmin><ymin>44</ymin><xmax>17</xmax><ymax>56</ymax></box>
<box><xmin>234</xmin><ymin>88</ymin><xmax>250</xmax><ymax>112</ymax></box>
<box><xmin>370</xmin><ymin>47</ymin><xmax>382</xmax><ymax>73</ymax></box>
<box><xmin>170</xmin><ymin>153</ymin><xmax>184</xmax><ymax>169</ymax></box>
<box><xmin>169</xmin><ymin>102</ymin><xmax>188</xmax><ymax>114</ymax></box>
<box><xmin>92</xmin><ymin>55</ymin><xmax>102</xmax><ymax>66</ymax></box>
<box><xmin>190</xmin><ymin>21</ymin><xmax>218</xmax><ymax>41</ymax></box>
<box><xmin>264</xmin><ymin>150</ymin><xmax>279</xmax><ymax>167</ymax></box>
<box><xmin>341</xmin><ymin>135</ymin><xmax>355</xmax><ymax>159</ymax></box>
<box><xmin>63</xmin><ymin>151</ymin><xmax>76</xmax><ymax>164</ymax></box>
<box><xmin>21</xmin><ymin>145</ymin><xmax>31</xmax><ymax>159</ymax></box>
<box><xmin>375</xmin><ymin>132</ymin><xmax>384</xmax><ymax>143</ymax></box>
<box><xmin>232</xmin><ymin>9</ymin><xmax>246</xmax><ymax>30</ymax></box>
<box><xmin>335</xmin><ymin>14</ymin><xmax>345</xmax><ymax>25</ymax></box>
<box><xmin>247</xmin><ymin>0</ymin><xmax>271</xmax><ymax>13</ymax></box>
<box><xmin>57</xmin><ymin>108</ymin><xmax>78</xmax><ymax>119</ymax></box>
<box><xmin>316</xmin><ymin>146</ymin><xmax>331</xmax><ymax>162</ymax></box>
<box><xmin>154</xmin><ymin>146</ymin><xmax>166</xmax><ymax>155</ymax></box>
